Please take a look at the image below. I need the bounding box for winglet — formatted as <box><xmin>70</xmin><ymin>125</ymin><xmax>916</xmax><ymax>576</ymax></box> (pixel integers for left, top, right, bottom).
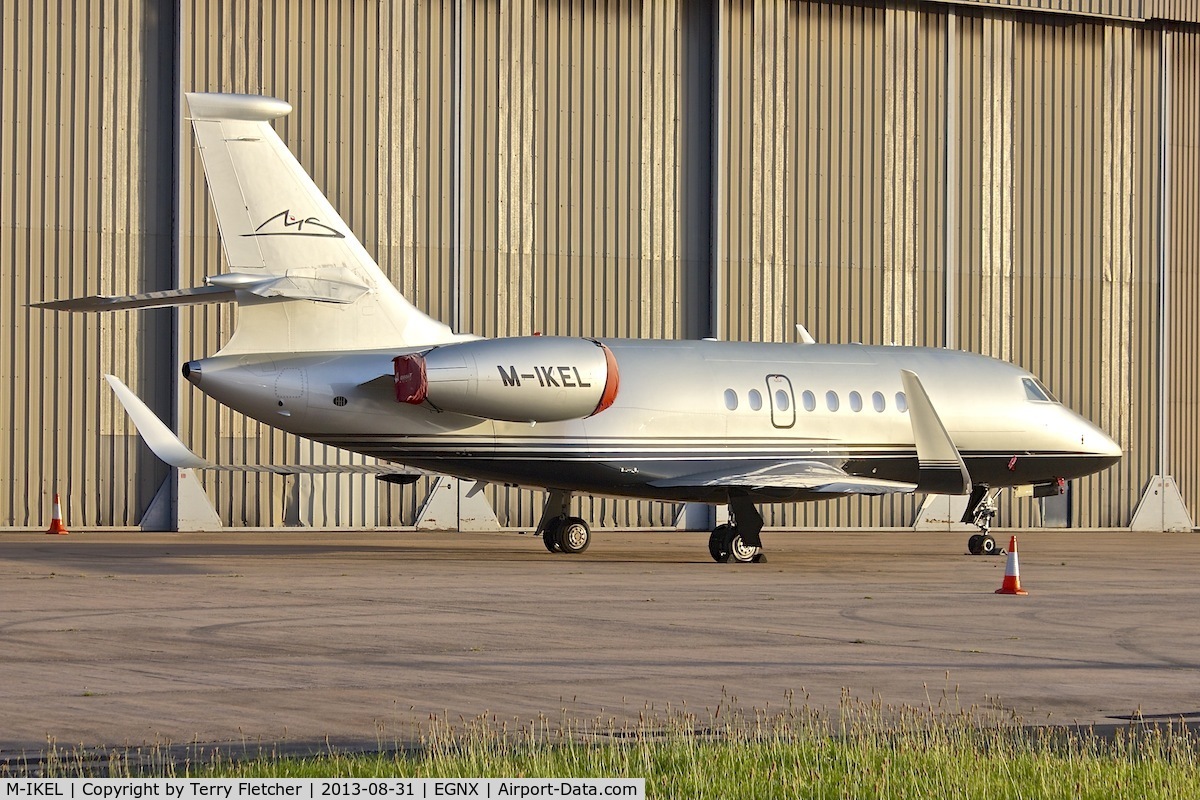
<box><xmin>106</xmin><ymin>373</ymin><xmax>426</xmax><ymax>479</ymax></box>
<box><xmin>900</xmin><ymin>370</ymin><xmax>972</xmax><ymax>495</ymax></box>
<box><xmin>104</xmin><ymin>375</ymin><xmax>210</xmax><ymax>469</ymax></box>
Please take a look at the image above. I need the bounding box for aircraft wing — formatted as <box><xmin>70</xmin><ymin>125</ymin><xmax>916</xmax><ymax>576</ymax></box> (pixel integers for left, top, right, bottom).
<box><xmin>104</xmin><ymin>374</ymin><xmax>424</xmax><ymax>480</ymax></box>
<box><xmin>650</xmin><ymin>461</ymin><xmax>917</xmax><ymax>495</ymax></box>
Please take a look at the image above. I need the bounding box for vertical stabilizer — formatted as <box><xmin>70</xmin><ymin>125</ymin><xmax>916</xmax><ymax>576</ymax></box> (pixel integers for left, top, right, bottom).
<box><xmin>185</xmin><ymin>92</ymin><xmax>455</xmax><ymax>352</ymax></box>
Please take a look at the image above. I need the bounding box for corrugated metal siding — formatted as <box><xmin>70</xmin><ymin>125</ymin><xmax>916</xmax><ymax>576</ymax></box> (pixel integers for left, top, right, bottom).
<box><xmin>460</xmin><ymin>0</ymin><xmax>709</xmax><ymax>342</ymax></box>
<box><xmin>0</xmin><ymin>0</ymin><xmax>174</xmax><ymax>527</ymax></box>
<box><xmin>944</xmin><ymin>0</ymin><xmax>1142</xmax><ymax>21</ymax></box>
<box><xmin>720</xmin><ymin>1</ymin><xmax>946</xmax><ymax>527</ymax></box>
<box><xmin>953</xmin><ymin>14</ymin><xmax>1160</xmax><ymax>528</ymax></box>
<box><xmin>1168</xmin><ymin>30</ymin><xmax>1199</xmax><ymax>524</ymax></box>
<box><xmin>946</xmin><ymin>0</ymin><xmax>1200</xmax><ymax>23</ymax></box>
<box><xmin>1144</xmin><ymin>1</ymin><xmax>1200</xmax><ymax>23</ymax></box>
<box><xmin>944</xmin><ymin>0</ymin><xmax>1200</xmax><ymax>23</ymax></box>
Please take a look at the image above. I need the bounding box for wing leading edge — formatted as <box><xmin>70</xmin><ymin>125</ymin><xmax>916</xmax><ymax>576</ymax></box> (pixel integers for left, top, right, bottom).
<box><xmin>650</xmin><ymin>461</ymin><xmax>917</xmax><ymax>495</ymax></box>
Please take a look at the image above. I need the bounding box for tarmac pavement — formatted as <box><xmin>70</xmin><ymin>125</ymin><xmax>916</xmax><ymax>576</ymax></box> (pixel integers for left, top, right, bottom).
<box><xmin>1</xmin><ymin>529</ymin><xmax>1197</xmax><ymax>758</ymax></box>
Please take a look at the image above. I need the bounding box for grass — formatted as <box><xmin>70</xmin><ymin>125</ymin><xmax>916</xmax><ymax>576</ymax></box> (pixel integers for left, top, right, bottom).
<box><xmin>15</xmin><ymin>691</ymin><xmax>1200</xmax><ymax>798</ymax></box>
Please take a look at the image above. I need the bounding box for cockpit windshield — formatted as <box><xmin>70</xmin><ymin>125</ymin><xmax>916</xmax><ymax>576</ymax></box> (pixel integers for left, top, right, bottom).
<box><xmin>1022</xmin><ymin>377</ymin><xmax>1058</xmax><ymax>403</ymax></box>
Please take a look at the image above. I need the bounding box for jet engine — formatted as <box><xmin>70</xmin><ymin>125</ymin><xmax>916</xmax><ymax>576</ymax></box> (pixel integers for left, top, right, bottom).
<box><xmin>393</xmin><ymin>337</ymin><xmax>619</xmax><ymax>423</ymax></box>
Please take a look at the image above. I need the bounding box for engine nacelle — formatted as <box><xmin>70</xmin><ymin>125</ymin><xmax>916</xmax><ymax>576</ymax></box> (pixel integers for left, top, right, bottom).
<box><xmin>393</xmin><ymin>337</ymin><xmax>619</xmax><ymax>423</ymax></box>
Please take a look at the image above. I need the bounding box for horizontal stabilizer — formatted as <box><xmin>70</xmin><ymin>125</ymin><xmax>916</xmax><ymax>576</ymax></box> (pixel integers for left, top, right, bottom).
<box><xmin>33</xmin><ymin>285</ymin><xmax>235</xmax><ymax>312</ymax></box>
<box><xmin>104</xmin><ymin>374</ymin><xmax>423</xmax><ymax>478</ymax></box>
<box><xmin>34</xmin><ymin>268</ymin><xmax>372</xmax><ymax>313</ymax></box>
<box><xmin>652</xmin><ymin>461</ymin><xmax>917</xmax><ymax>495</ymax></box>
<box><xmin>208</xmin><ymin>268</ymin><xmax>370</xmax><ymax>304</ymax></box>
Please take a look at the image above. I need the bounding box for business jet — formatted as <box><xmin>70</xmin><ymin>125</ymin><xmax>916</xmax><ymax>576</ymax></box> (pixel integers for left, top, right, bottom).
<box><xmin>36</xmin><ymin>93</ymin><xmax>1122</xmax><ymax>562</ymax></box>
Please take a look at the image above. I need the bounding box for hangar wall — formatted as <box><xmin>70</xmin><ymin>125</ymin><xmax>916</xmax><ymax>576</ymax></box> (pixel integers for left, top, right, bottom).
<box><xmin>1168</xmin><ymin>28</ymin><xmax>1200</xmax><ymax>527</ymax></box>
<box><xmin>172</xmin><ymin>0</ymin><xmax>702</xmax><ymax>528</ymax></box>
<box><xmin>2</xmin><ymin>0</ymin><xmax>1198</xmax><ymax>529</ymax></box>
<box><xmin>0</xmin><ymin>0</ymin><xmax>174</xmax><ymax>527</ymax></box>
<box><xmin>716</xmin><ymin>2</ymin><xmax>1187</xmax><ymax>528</ymax></box>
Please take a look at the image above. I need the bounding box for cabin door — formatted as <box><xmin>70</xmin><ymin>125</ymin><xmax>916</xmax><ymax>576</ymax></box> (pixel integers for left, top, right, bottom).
<box><xmin>766</xmin><ymin>374</ymin><xmax>795</xmax><ymax>429</ymax></box>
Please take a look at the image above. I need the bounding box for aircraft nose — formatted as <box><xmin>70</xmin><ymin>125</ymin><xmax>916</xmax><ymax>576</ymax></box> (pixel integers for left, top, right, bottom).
<box><xmin>1097</xmin><ymin>428</ymin><xmax>1123</xmax><ymax>462</ymax></box>
<box><xmin>1080</xmin><ymin>418</ymin><xmax>1122</xmax><ymax>466</ymax></box>
<box><xmin>1046</xmin><ymin>410</ymin><xmax>1122</xmax><ymax>481</ymax></box>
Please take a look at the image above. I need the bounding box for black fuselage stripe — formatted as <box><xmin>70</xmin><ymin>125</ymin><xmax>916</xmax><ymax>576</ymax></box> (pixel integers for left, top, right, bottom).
<box><xmin>314</xmin><ymin>439</ymin><xmax>1084</xmax><ymax>459</ymax></box>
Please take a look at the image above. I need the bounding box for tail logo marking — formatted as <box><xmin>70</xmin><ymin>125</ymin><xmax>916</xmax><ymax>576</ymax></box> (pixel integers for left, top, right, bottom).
<box><xmin>243</xmin><ymin>209</ymin><xmax>346</xmax><ymax>239</ymax></box>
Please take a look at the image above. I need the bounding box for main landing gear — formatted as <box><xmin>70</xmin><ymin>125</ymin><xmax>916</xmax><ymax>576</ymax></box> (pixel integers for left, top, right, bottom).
<box><xmin>537</xmin><ymin>489</ymin><xmax>591</xmax><ymax>555</ymax></box>
<box><xmin>708</xmin><ymin>496</ymin><xmax>766</xmax><ymax>563</ymax></box>
<box><xmin>965</xmin><ymin>486</ymin><xmax>1004</xmax><ymax>556</ymax></box>
<box><xmin>534</xmin><ymin>490</ymin><xmax>768</xmax><ymax>563</ymax></box>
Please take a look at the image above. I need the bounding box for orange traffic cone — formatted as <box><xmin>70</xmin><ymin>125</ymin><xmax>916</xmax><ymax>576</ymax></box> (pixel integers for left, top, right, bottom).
<box><xmin>45</xmin><ymin>492</ymin><xmax>69</xmax><ymax>535</ymax></box>
<box><xmin>995</xmin><ymin>535</ymin><xmax>1027</xmax><ymax>595</ymax></box>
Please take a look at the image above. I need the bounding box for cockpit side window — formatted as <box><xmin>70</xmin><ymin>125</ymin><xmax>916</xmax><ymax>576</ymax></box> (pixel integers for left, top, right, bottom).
<box><xmin>1023</xmin><ymin>377</ymin><xmax>1058</xmax><ymax>403</ymax></box>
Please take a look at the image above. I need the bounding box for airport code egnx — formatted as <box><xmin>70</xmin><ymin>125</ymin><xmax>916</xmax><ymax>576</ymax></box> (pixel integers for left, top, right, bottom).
<box><xmin>4</xmin><ymin>782</ymin><xmax>644</xmax><ymax>800</ymax></box>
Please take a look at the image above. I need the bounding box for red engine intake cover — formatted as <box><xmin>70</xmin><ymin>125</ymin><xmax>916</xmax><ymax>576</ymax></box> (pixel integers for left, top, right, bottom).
<box><xmin>393</xmin><ymin>354</ymin><xmax>428</xmax><ymax>404</ymax></box>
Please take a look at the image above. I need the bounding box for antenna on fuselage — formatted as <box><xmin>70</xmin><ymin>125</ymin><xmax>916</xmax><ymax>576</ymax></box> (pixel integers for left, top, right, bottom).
<box><xmin>795</xmin><ymin>324</ymin><xmax>816</xmax><ymax>344</ymax></box>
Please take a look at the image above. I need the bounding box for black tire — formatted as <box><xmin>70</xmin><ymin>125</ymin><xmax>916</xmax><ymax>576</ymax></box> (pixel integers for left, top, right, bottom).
<box><xmin>725</xmin><ymin>528</ymin><xmax>759</xmax><ymax>564</ymax></box>
<box><xmin>708</xmin><ymin>525</ymin><xmax>732</xmax><ymax>562</ymax></box>
<box><xmin>542</xmin><ymin>520</ymin><xmax>562</xmax><ymax>553</ymax></box>
<box><xmin>968</xmin><ymin>534</ymin><xmax>984</xmax><ymax>555</ymax></box>
<box><xmin>980</xmin><ymin>535</ymin><xmax>997</xmax><ymax>555</ymax></box>
<box><xmin>558</xmin><ymin>517</ymin><xmax>591</xmax><ymax>554</ymax></box>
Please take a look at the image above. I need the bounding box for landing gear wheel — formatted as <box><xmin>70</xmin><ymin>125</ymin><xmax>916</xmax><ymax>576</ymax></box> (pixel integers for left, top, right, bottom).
<box><xmin>542</xmin><ymin>520</ymin><xmax>562</xmax><ymax>553</ymax></box>
<box><xmin>726</xmin><ymin>529</ymin><xmax>761</xmax><ymax>564</ymax></box>
<box><xmin>979</xmin><ymin>534</ymin><xmax>997</xmax><ymax>555</ymax></box>
<box><xmin>968</xmin><ymin>534</ymin><xmax>984</xmax><ymax>555</ymax></box>
<box><xmin>708</xmin><ymin>525</ymin><xmax>732</xmax><ymax>562</ymax></box>
<box><xmin>557</xmin><ymin>517</ymin><xmax>591</xmax><ymax>554</ymax></box>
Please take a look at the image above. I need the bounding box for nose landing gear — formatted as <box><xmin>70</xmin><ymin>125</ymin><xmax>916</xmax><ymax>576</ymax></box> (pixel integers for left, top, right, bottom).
<box><xmin>967</xmin><ymin>532</ymin><xmax>998</xmax><ymax>555</ymax></box>
<box><xmin>964</xmin><ymin>486</ymin><xmax>1004</xmax><ymax>555</ymax></box>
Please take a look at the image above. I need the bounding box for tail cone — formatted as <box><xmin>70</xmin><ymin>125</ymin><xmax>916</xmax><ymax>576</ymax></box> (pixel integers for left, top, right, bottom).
<box><xmin>995</xmin><ymin>535</ymin><xmax>1027</xmax><ymax>595</ymax></box>
<box><xmin>45</xmin><ymin>492</ymin><xmax>69</xmax><ymax>535</ymax></box>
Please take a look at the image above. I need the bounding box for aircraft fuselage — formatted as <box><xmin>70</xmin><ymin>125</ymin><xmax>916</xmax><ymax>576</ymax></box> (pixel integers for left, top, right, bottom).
<box><xmin>184</xmin><ymin>339</ymin><xmax>1122</xmax><ymax>503</ymax></box>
